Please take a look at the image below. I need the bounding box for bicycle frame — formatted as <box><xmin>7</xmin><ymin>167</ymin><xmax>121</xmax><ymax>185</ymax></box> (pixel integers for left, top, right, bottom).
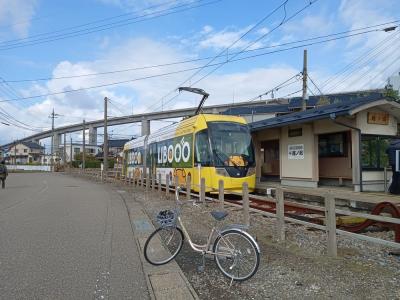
<box><xmin>174</xmin><ymin>188</ymin><xmax>254</xmax><ymax>258</ymax></box>
<box><xmin>177</xmin><ymin>215</ymin><xmax>218</xmax><ymax>254</ymax></box>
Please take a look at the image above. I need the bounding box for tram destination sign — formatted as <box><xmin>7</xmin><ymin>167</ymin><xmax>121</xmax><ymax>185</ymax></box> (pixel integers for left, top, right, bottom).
<box><xmin>288</xmin><ymin>144</ymin><xmax>304</xmax><ymax>160</ymax></box>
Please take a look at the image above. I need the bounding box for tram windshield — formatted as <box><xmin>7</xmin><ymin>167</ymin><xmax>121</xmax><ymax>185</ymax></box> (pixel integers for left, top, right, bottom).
<box><xmin>208</xmin><ymin>122</ymin><xmax>255</xmax><ymax>167</ymax></box>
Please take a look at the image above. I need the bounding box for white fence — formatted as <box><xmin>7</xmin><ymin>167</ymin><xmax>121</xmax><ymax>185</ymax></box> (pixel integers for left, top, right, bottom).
<box><xmin>8</xmin><ymin>165</ymin><xmax>51</xmax><ymax>172</ymax></box>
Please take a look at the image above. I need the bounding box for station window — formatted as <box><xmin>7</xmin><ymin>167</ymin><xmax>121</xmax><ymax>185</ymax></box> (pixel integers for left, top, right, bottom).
<box><xmin>361</xmin><ymin>135</ymin><xmax>390</xmax><ymax>170</ymax></box>
<box><xmin>319</xmin><ymin>132</ymin><xmax>347</xmax><ymax>157</ymax></box>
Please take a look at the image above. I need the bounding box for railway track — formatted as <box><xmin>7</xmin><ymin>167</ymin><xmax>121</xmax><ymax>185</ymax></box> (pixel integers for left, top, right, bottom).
<box><xmin>224</xmin><ymin>195</ymin><xmax>400</xmax><ymax>243</ymax></box>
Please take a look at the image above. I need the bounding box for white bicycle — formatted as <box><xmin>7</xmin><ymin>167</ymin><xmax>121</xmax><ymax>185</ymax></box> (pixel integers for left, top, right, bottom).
<box><xmin>144</xmin><ymin>187</ymin><xmax>260</xmax><ymax>282</ymax></box>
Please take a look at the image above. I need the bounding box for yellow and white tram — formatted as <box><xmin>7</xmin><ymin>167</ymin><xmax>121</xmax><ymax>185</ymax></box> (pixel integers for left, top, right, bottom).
<box><xmin>123</xmin><ymin>114</ymin><xmax>255</xmax><ymax>193</ymax></box>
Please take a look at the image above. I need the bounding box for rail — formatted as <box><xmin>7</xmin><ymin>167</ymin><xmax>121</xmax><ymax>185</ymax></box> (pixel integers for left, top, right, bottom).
<box><xmin>73</xmin><ymin>169</ymin><xmax>400</xmax><ymax>256</ymax></box>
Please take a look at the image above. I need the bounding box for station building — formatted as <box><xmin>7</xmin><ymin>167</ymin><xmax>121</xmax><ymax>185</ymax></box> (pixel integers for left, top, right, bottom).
<box><xmin>224</xmin><ymin>91</ymin><xmax>400</xmax><ymax>192</ymax></box>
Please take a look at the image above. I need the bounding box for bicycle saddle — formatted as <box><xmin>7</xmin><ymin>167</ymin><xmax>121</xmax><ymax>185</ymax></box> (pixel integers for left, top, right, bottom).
<box><xmin>210</xmin><ymin>210</ymin><xmax>228</xmax><ymax>221</ymax></box>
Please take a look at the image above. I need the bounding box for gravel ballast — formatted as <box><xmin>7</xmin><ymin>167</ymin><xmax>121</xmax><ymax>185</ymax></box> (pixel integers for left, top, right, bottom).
<box><xmin>124</xmin><ymin>187</ymin><xmax>400</xmax><ymax>299</ymax></box>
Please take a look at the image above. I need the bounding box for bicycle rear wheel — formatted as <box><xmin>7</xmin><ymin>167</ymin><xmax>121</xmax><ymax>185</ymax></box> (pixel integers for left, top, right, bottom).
<box><xmin>144</xmin><ymin>227</ymin><xmax>184</xmax><ymax>265</ymax></box>
<box><xmin>213</xmin><ymin>229</ymin><xmax>260</xmax><ymax>281</ymax></box>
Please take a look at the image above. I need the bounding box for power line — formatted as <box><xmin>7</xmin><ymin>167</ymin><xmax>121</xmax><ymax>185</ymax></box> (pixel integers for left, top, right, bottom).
<box><xmin>340</xmin><ymin>39</ymin><xmax>400</xmax><ymax>91</ymax></box>
<box><xmin>144</xmin><ymin>0</ymin><xmax>291</xmax><ymax>113</ymax></box>
<box><xmin>280</xmin><ymin>89</ymin><xmax>302</xmax><ymax>98</ymax></box>
<box><xmin>150</xmin><ymin>0</ymin><xmax>322</xmax><ymax>112</ymax></box>
<box><xmin>2</xmin><ymin>26</ymin><xmax>397</xmax><ymax>103</ymax></box>
<box><xmin>0</xmin><ymin>0</ymin><xmax>178</xmax><ymax>41</ymax></box>
<box><xmin>245</xmin><ymin>72</ymin><xmax>301</xmax><ymax>102</ymax></box>
<box><xmin>307</xmin><ymin>74</ymin><xmax>324</xmax><ymax>95</ymax></box>
<box><xmin>322</xmin><ymin>30</ymin><xmax>399</xmax><ymax>92</ymax></box>
<box><xmin>0</xmin><ymin>0</ymin><xmax>221</xmax><ymax>51</ymax></box>
<box><xmin>4</xmin><ymin>20</ymin><xmax>398</xmax><ymax>84</ymax></box>
<box><xmin>360</xmin><ymin>54</ymin><xmax>400</xmax><ymax>90</ymax></box>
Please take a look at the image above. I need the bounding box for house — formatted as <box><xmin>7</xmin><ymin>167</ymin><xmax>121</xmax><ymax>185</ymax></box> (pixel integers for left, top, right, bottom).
<box><xmin>6</xmin><ymin>141</ymin><xmax>45</xmax><ymax>164</ymax></box>
<box><xmin>106</xmin><ymin>139</ymin><xmax>130</xmax><ymax>156</ymax></box>
<box><xmin>97</xmin><ymin>139</ymin><xmax>130</xmax><ymax>159</ymax></box>
<box><xmin>60</xmin><ymin>142</ymin><xmax>101</xmax><ymax>163</ymax></box>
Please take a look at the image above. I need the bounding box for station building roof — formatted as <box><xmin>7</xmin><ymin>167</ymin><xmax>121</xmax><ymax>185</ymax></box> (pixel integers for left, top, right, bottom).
<box><xmin>250</xmin><ymin>96</ymin><xmax>400</xmax><ymax>132</ymax></box>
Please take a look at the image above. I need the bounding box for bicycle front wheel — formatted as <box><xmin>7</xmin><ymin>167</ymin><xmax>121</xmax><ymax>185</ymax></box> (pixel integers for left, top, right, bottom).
<box><xmin>144</xmin><ymin>227</ymin><xmax>184</xmax><ymax>265</ymax></box>
<box><xmin>213</xmin><ymin>229</ymin><xmax>260</xmax><ymax>281</ymax></box>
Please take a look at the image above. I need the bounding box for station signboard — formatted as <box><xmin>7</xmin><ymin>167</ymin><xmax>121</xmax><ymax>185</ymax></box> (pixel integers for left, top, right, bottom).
<box><xmin>288</xmin><ymin>144</ymin><xmax>304</xmax><ymax>160</ymax></box>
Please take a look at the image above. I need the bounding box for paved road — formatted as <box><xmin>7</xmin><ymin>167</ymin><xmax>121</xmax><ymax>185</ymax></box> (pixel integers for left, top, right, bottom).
<box><xmin>0</xmin><ymin>173</ymin><xmax>149</xmax><ymax>299</ymax></box>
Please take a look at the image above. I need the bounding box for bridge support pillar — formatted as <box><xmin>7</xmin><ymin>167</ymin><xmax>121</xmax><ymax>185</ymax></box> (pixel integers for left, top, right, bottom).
<box><xmin>88</xmin><ymin>126</ymin><xmax>97</xmax><ymax>145</ymax></box>
<box><xmin>141</xmin><ymin>119</ymin><xmax>150</xmax><ymax>136</ymax></box>
<box><xmin>53</xmin><ymin>133</ymin><xmax>61</xmax><ymax>156</ymax></box>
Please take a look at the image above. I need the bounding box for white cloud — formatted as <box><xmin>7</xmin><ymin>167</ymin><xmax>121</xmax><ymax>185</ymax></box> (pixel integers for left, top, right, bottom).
<box><xmin>0</xmin><ymin>0</ymin><xmax>37</xmax><ymax>38</ymax></box>
<box><xmin>198</xmin><ymin>25</ymin><xmax>264</xmax><ymax>51</ymax></box>
<box><xmin>334</xmin><ymin>0</ymin><xmax>400</xmax><ymax>91</ymax></box>
<box><xmin>283</xmin><ymin>14</ymin><xmax>335</xmax><ymax>37</ymax></box>
<box><xmin>98</xmin><ymin>0</ymin><xmax>196</xmax><ymax>11</ymax></box>
<box><xmin>0</xmin><ymin>36</ymin><xmax>302</xmax><ymax>144</ymax></box>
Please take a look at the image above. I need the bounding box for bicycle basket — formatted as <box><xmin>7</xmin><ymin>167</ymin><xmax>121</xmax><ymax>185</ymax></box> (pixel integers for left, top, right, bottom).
<box><xmin>156</xmin><ymin>209</ymin><xmax>176</xmax><ymax>227</ymax></box>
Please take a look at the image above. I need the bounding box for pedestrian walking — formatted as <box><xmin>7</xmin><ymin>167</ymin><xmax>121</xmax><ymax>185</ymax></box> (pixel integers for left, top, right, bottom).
<box><xmin>0</xmin><ymin>160</ymin><xmax>8</xmax><ymax>189</ymax></box>
<box><xmin>386</xmin><ymin>139</ymin><xmax>400</xmax><ymax>194</ymax></box>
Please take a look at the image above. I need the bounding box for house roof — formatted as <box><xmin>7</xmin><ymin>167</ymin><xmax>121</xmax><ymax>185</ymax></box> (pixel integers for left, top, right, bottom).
<box><xmin>250</xmin><ymin>97</ymin><xmax>399</xmax><ymax>132</ymax></box>
<box><xmin>221</xmin><ymin>91</ymin><xmax>385</xmax><ymax>117</ymax></box>
<box><xmin>107</xmin><ymin>139</ymin><xmax>130</xmax><ymax>148</ymax></box>
<box><xmin>20</xmin><ymin>141</ymin><xmax>44</xmax><ymax>150</ymax></box>
<box><xmin>287</xmin><ymin>90</ymin><xmax>384</xmax><ymax>109</ymax></box>
<box><xmin>222</xmin><ymin>104</ymin><xmax>291</xmax><ymax>115</ymax></box>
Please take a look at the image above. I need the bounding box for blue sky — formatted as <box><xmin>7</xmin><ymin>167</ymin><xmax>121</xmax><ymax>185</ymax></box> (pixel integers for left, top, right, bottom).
<box><xmin>0</xmin><ymin>0</ymin><xmax>399</xmax><ymax>146</ymax></box>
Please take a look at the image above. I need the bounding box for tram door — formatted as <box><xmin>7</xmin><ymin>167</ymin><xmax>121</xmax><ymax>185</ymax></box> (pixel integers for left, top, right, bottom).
<box><xmin>193</xmin><ymin>130</ymin><xmax>213</xmax><ymax>192</ymax></box>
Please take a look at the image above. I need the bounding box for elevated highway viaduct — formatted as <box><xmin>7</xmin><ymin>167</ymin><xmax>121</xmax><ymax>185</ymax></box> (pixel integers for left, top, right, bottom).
<box><xmin>1</xmin><ymin>100</ymin><xmax>269</xmax><ymax>150</ymax></box>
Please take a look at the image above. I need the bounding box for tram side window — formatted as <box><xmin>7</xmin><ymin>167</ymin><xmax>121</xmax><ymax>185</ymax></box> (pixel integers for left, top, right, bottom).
<box><xmin>195</xmin><ymin>130</ymin><xmax>212</xmax><ymax>166</ymax></box>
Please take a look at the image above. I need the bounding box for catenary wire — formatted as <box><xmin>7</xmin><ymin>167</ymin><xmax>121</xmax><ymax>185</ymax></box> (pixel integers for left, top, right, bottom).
<box><xmin>150</xmin><ymin>0</ymin><xmax>322</xmax><ymax>112</ymax></box>
<box><xmin>1</xmin><ymin>26</ymin><xmax>396</xmax><ymax>103</ymax></box>
<box><xmin>0</xmin><ymin>0</ymin><xmax>221</xmax><ymax>51</ymax></box>
<box><xmin>4</xmin><ymin>21</ymin><xmax>399</xmax><ymax>83</ymax></box>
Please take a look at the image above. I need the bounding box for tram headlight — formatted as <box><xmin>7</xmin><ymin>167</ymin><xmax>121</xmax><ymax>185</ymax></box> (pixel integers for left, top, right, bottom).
<box><xmin>247</xmin><ymin>167</ymin><xmax>256</xmax><ymax>176</ymax></box>
<box><xmin>216</xmin><ymin>168</ymin><xmax>230</xmax><ymax>177</ymax></box>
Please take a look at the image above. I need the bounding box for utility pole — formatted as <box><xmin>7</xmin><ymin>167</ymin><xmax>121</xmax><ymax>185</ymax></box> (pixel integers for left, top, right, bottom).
<box><xmin>103</xmin><ymin>97</ymin><xmax>108</xmax><ymax>181</ymax></box>
<box><xmin>14</xmin><ymin>140</ymin><xmax>16</xmax><ymax>165</ymax></box>
<box><xmin>82</xmin><ymin>119</ymin><xmax>86</xmax><ymax>171</ymax></box>
<box><xmin>70</xmin><ymin>136</ymin><xmax>73</xmax><ymax>172</ymax></box>
<box><xmin>49</xmin><ymin>108</ymin><xmax>60</xmax><ymax>171</ymax></box>
<box><xmin>63</xmin><ymin>134</ymin><xmax>66</xmax><ymax>167</ymax></box>
<box><xmin>302</xmin><ymin>49</ymin><xmax>308</xmax><ymax>111</ymax></box>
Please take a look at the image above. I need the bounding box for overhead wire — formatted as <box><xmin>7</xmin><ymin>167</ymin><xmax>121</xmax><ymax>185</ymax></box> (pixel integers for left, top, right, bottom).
<box><xmin>0</xmin><ymin>0</ymin><xmax>180</xmax><ymax>43</ymax></box>
<box><xmin>2</xmin><ymin>25</ymin><xmax>397</xmax><ymax>103</ymax></box>
<box><xmin>0</xmin><ymin>0</ymin><xmax>221</xmax><ymax>51</ymax></box>
<box><xmin>322</xmin><ymin>30</ymin><xmax>399</xmax><ymax>92</ymax></box>
<box><xmin>360</xmin><ymin>53</ymin><xmax>400</xmax><ymax>90</ymax></box>
<box><xmin>144</xmin><ymin>0</ymin><xmax>291</xmax><ymax>113</ymax></box>
<box><xmin>245</xmin><ymin>72</ymin><xmax>301</xmax><ymax>102</ymax></box>
<box><xmin>3</xmin><ymin>20</ymin><xmax>399</xmax><ymax>83</ymax></box>
<box><xmin>149</xmin><ymin>0</ymin><xmax>322</xmax><ymax>112</ymax></box>
<box><xmin>0</xmin><ymin>22</ymin><xmax>400</xmax><ymax>104</ymax></box>
<box><xmin>340</xmin><ymin>39</ymin><xmax>400</xmax><ymax>91</ymax></box>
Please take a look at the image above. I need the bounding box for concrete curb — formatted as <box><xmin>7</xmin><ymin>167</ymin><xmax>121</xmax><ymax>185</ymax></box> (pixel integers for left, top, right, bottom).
<box><xmin>118</xmin><ymin>188</ymin><xmax>199</xmax><ymax>300</ymax></box>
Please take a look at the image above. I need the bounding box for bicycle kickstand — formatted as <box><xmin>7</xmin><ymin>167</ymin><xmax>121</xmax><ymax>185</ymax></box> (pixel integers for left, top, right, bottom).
<box><xmin>197</xmin><ymin>253</ymin><xmax>206</xmax><ymax>273</ymax></box>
